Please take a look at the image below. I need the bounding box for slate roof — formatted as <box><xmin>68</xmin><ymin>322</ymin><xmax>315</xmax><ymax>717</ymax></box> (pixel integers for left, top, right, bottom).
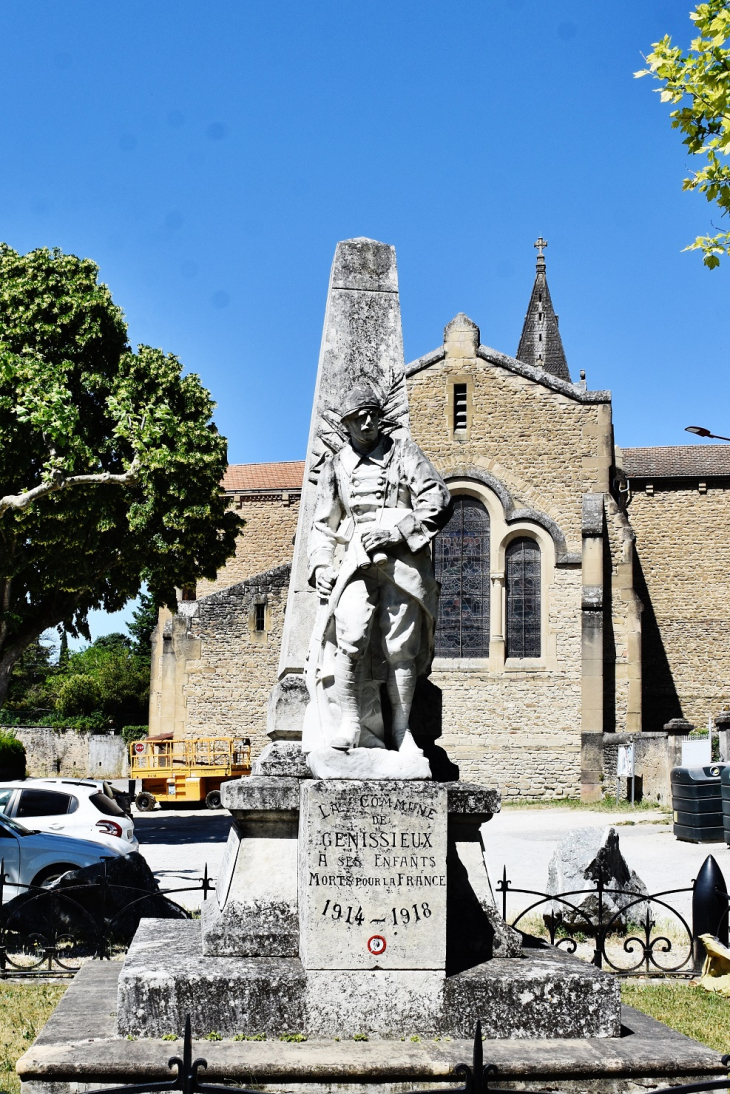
<box><xmin>221</xmin><ymin>461</ymin><xmax>305</xmax><ymax>492</ymax></box>
<box><xmin>621</xmin><ymin>446</ymin><xmax>730</xmax><ymax>479</ymax></box>
<box><xmin>516</xmin><ymin>250</ymin><xmax>571</xmax><ymax>382</ymax></box>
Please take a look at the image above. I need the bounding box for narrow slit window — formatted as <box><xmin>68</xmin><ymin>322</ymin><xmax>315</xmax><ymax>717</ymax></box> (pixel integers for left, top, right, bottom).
<box><xmin>506</xmin><ymin>538</ymin><xmax>541</xmax><ymax>658</ymax></box>
<box><xmin>453</xmin><ymin>384</ymin><xmax>468</xmax><ymax>432</ymax></box>
<box><xmin>255</xmin><ymin>603</ymin><xmax>266</xmax><ymax>631</ymax></box>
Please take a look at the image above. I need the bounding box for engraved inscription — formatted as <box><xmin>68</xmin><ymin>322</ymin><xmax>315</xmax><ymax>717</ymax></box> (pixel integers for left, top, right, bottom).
<box><xmin>299</xmin><ymin>781</ymin><xmax>447</xmax><ymax>970</ymax></box>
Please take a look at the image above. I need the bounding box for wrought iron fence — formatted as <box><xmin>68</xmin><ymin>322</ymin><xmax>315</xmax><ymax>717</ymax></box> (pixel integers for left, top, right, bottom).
<box><xmin>495</xmin><ymin>849</ymin><xmax>730</xmax><ymax>979</ymax></box>
<box><xmin>0</xmin><ymin>860</ymin><xmax>213</xmax><ymax>978</ymax></box>
<box><xmin>3</xmin><ymin>852</ymin><xmax>729</xmax><ymax>981</ymax></box>
<box><xmin>77</xmin><ymin>1015</ymin><xmax>730</xmax><ymax>1094</ymax></box>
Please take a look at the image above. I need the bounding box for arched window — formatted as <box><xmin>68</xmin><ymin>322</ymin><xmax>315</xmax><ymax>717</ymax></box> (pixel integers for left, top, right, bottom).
<box><xmin>434</xmin><ymin>496</ymin><xmax>490</xmax><ymax>657</ymax></box>
<box><xmin>506</xmin><ymin>537</ymin><xmax>541</xmax><ymax>658</ymax></box>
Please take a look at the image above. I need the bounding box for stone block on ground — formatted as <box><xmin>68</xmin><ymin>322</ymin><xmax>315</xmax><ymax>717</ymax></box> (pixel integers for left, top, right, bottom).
<box><xmin>547</xmin><ymin>826</ymin><xmax>649</xmax><ymax>930</ymax></box>
<box><xmin>2</xmin><ymin>851</ymin><xmax>188</xmax><ymax>943</ymax></box>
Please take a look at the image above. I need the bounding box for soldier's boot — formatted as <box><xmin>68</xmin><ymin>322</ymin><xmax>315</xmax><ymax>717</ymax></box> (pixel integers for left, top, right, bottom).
<box><xmin>332</xmin><ymin>653</ymin><xmax>361</xmax><ymax>751</ymax></box>
<box><xmin>388</xmin><ymin>663</ymin><xmax>423</xmax><ymax>756</ymax></box>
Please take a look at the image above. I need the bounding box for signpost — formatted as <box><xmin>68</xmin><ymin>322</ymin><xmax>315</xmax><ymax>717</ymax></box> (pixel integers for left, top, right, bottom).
<box><xmin>616</xmin><ymin>743</ymin><xmax>635</xmax><ymax>806</ymax></box>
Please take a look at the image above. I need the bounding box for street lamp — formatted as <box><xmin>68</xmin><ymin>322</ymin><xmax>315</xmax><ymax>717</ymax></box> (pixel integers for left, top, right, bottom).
<box><xmin>685</xmin><ymin>426</ymin><xmax>730</xmax><ymax>442</ymax></box>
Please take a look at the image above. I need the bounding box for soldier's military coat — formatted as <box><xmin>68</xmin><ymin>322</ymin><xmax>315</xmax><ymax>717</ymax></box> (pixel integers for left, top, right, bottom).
<box><xmin>303</xmin><ymin>433</ymin><xmax>451</xmax><ymax>751</ymax></box>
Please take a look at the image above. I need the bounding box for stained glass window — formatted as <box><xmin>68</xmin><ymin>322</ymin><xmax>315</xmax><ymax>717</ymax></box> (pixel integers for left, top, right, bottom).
<box><xmin>434</xmin><ymin>496</ymin><xmax>490</xmax><ymax>657</ymax></box>
<box><xmin>506</xmin><ymin>538</ymin><xmax>541</xmax><ymax>658</ymax></box>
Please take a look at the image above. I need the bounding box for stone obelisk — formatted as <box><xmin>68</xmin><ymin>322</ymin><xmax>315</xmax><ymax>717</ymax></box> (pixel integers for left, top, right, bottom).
<box><xmin>267</xmin><ymin>238</ymin><xmax>409</xmax><ymax>742</ymax></box>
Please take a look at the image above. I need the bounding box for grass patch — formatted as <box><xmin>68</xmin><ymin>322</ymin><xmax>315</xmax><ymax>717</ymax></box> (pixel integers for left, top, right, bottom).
<box><xmin>502</xmin><ymin>796</ymin><xmax>669</xmax><ymax>813</ymax></box>
<box><xmin>622</xmin><ymin>981</ymin><xmax>730</xmax><ymax>1052</ymax></box>
<box><xmin>0</xmin><ymin>983</ymin><xmax>66</xmax><ymax>1094</ymax></box>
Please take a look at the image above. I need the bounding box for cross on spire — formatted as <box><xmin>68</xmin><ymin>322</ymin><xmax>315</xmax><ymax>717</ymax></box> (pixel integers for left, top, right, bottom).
<box><xmin>534</xmin><ymin>236</ymin><xmax>548</xmax><ymax>257</ymax></box>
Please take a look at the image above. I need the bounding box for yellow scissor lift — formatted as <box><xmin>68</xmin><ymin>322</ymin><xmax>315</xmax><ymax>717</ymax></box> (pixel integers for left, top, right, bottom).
<box><xmin>129</xmin><ymin>735</ymin><xmax>251</xmax><ymax>811</ymax></box>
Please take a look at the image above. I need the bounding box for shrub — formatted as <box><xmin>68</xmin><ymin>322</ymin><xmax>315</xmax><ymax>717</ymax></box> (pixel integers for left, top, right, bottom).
<box><xmin>56</xmin><ymin>674</ymin><xmax>101</xmax><ymax>717</ymax></box>
<box><xmin>0</xmin><ymin>729</ymin><xmax>25</xmax><ymax>780</ymax></box>
<box><xmin>122</xmin><ymin>725</ymin><xmax>148</xmax><ymax>745</ymax></box>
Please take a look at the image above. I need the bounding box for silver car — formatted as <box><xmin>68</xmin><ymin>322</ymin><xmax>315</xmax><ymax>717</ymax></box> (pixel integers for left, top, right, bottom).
<box><xmin>0</xmin><ymin>812</ymin><xmax>127</xmax><ymax>900</ymax></box>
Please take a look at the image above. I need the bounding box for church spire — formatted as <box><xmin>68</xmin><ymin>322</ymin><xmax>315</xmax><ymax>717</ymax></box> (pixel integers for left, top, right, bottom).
<box><xmin>516</xmin><ymin>238</ymin><xmax>571</xmax><ymax>382</ymax></box>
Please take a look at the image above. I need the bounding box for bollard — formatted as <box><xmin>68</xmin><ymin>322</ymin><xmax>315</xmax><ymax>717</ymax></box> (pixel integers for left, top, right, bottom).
<box><xmin>692</xmin><ymin>854</ymin><xmax>729</xmax><ymax>970</ymax></box>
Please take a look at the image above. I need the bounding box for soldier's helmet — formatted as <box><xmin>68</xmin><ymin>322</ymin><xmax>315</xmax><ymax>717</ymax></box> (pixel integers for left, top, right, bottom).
<box><xmin>339</xmin><ymin>381</ymin><xmax>383</xmax><ymax>421</ymax></box>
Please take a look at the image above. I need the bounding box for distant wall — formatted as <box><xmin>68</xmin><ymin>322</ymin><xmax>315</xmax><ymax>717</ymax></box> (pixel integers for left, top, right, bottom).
<box><xmin>148</xmin><ymin>564</ymin><xmax>290</xmax><ymax>763</ymax></box>
<box><xmin>13</xmin><ymin>727</ymin><xmax>126</xmax><ymax>779</ymax></box>
<box><xmin>197</xmin><ymin>495</ymin><xmax>300</xmax><ymax>597</ymax></box>
<box><xmin>629</xmin><ymin>480</ymin><xmax>730</xmax><ymax>731</ymax></box>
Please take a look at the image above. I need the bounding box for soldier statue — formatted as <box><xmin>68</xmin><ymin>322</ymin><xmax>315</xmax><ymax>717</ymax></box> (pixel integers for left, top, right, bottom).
<box><xmin>303</xmin><ymin>381</ymin><xmax>451</xmax><ymax>757</ymax></box>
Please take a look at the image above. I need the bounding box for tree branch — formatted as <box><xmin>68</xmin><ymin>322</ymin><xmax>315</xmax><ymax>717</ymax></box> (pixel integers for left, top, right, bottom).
<box><xmin>0</xmin><ymin>458</ymin><xmax>140</xmax><ymax>517</ymax></box>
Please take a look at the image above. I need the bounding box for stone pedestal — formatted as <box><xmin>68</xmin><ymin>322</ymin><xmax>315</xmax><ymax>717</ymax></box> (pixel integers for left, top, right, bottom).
<box><xmin>116</xmin><ymin>762</ymin><xmax>624</xmax><ymax>1040</ymax></box>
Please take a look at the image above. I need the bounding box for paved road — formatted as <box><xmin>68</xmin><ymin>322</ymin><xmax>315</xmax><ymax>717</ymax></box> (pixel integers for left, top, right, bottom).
<box><xmin>483</xmin><ymin>805</ymin><xmax>727</xmax><ymax>923</ymax></box>
<box><xmin>131</xmin><ymin>802</ymin><xmax>730</xmax><ymax>917</ymax></box>
<box><xmin>132</xmin><ymin>806</ymin><xmax>232</xmax><ymax>908</ymax></box>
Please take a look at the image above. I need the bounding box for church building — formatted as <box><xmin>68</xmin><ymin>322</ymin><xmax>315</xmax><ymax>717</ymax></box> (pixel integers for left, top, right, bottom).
<box><xmin>148</xmin><ymin>241</ymin><xmax>730</xmax><ymax>800</ymax></box>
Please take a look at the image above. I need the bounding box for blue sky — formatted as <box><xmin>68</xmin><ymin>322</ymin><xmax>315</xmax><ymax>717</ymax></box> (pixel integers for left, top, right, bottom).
<box><xmin>1</xmin><ymin>1</ymin><xmax>726</xmax><ymax>639</ymax></box>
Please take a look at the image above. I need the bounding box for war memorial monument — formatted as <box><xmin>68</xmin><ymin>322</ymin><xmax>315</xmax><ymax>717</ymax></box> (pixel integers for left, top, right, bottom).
<box><xmin>19</xmin><ymin>239</ymin><xmax>727</xmax><ymax>1091</ymax></box>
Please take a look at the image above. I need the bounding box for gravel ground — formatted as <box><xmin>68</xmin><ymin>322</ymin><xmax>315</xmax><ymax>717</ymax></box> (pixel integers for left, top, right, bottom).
<box><xmin>483</xmin><ymin>805</ymin><xmax>726</xmax><ymax>924</ymax></box>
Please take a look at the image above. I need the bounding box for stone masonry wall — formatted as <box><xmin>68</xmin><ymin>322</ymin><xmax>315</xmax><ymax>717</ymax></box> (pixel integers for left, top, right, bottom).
<box><xmin>407</xmin><ymin>349</ymin><xmax>610</xmax><ymax>548</ymax></box>
<box><xmin>604</xmin><ymin>494</ymin><xmax>642</xmax><ymax>735</ymax></box>
<box><xmin>629</xmin><ymin>481</ymin><xmax>730</xmax><ymax>731</ymax></box>
<box><xmin>197</xmin><ymin>495</ymin><xmax>299</xmax><ymax>597</ymax></box>
<box><xmin>405</xmin><ymin>318</ymin><xmax>607</xmax><ymax>797</ymax></box>
<box><xmin>181</xmin><ymin>564</ymin><xmax>290</xmax><ymax>763</ymax></box>
<box><xmin>14</xmin><ymin>727</ymin><xmax>126</xmax><ymax>779</ymax></box>
<box><xmin>432</xmin><ymin>567</ymin><xmax>583</xmax><ymax>798</ymax></box>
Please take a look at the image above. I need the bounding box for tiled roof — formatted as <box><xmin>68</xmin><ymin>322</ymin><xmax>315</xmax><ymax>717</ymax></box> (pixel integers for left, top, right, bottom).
<box><xmin>622</xmin><ymin>446</ymin><xmax>730</xmax><ymax>479</ymax></box>
<box><xmin>221</xmin><ymin>461</ymin><xmax>305</xmax><ymax>492</ymax></box>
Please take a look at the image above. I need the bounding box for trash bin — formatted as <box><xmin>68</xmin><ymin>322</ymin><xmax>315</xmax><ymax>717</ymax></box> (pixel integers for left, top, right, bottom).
<box><xmin>671</xmin><ymin>764</ymin><xmax>725</xmax><ymax>843</ymax></box>
<box><xmin>720</xmin><ymin>766</ymin><xmax>730</xmax><ymax>845</ymax></box>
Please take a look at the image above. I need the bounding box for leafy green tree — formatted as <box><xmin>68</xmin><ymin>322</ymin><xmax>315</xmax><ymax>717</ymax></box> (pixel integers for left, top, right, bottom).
<box><xmin>637</xmin><ymin>1</ymin><xmax>730</xmax><ymax>267</ymax></box>
<box><xmin>127</xmin><ymin>593</ymin><xmax>159</xmax><ymax>660</ymax></box>
<box><xmin>4</xmin><ymin>634</ymin><xmax>56</xmax><ymax>715</ymax></box>
<box><xmin>55</xmin><ymin>639</ymin><xmax>150</xmax><ymax>729</ymax></box>
<box><xmin>0</xmin><ymin>728</ymin><xmax>25</xmax><ymax>778</ymax></box>
<box><xmin>0</xmin><ymin>244</ymin><xmax>240</xmax><ymax>707</ymax></box>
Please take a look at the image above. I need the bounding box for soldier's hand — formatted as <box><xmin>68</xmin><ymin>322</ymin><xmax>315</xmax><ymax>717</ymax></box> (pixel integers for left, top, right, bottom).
<box><xmin>361</xmin><ymin>527</ymin><xmax>403</xmax><ymax>554</ymax></box>
<box><xmin>315</xmin><ymin>566</ymin><xmax>337</xmax><ymax>598</ymax></box>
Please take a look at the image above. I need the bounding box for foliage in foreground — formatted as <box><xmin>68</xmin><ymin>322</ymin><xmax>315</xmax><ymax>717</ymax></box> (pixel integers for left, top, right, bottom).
<box><xmin>0</xmin><ymin>244</ymin><xmax>240</xmax><ymax>708</ymax></box>
<box><xmin>622</xmin><ymin>980</ymin><xmax>730</xmax><ymax>1052</ymax></box>
<box><xmin>0</xmin><ymin>728</ymin><xmax>24</xmax><ymax>776</ymax></box>
<box><xmin>637</xmin><ymin>1</ymin><xmax>730</xmax><ymax>267</ymax></box>
<box><xmin>0</xmin><ymin>982</ymin><xmax>66</xmax><ymax>1094</ymax></box>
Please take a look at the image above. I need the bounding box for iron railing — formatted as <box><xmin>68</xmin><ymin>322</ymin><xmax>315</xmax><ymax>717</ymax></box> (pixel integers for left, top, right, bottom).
<box><xmin>3</xmin><ymin>854</ymin><xmax>728</xmax><ymax>981</ymax></box>
<box><xmin>496</xmin><ymin>867</ymin><xmax>699</xmax><ymax>976</ymax></box>
<box><xmin>0</xmin><ymin>861</ymin><xmax>213</xmax><ymax>977</ymax></box>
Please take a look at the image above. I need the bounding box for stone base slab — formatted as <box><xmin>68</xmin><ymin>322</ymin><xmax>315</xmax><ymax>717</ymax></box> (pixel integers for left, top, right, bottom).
<box><xmin>118</xmin><ymin>920</ymin><xmax>620</xmax><ymax>1040</ymax></box>
<box><xmin>18</xmin><ymin>960</ymin><xmax>727</xmax><ymax>1094</ymax></box>
<box><xmin>305</xmin><ymin>745</ymin><xmax>431</xmax><ymax>780</ymax></box>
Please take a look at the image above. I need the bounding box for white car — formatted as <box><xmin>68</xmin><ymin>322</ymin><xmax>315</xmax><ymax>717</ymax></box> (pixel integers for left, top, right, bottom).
<box><xmin>0</xmin><ymin>779</ymin><xmax>139</xmax><ymax>856</ymax></box>
<box><xmin>0</xmin><ymin>812</ymin><xmax>128</xmax><ymax>899</ymax></box>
